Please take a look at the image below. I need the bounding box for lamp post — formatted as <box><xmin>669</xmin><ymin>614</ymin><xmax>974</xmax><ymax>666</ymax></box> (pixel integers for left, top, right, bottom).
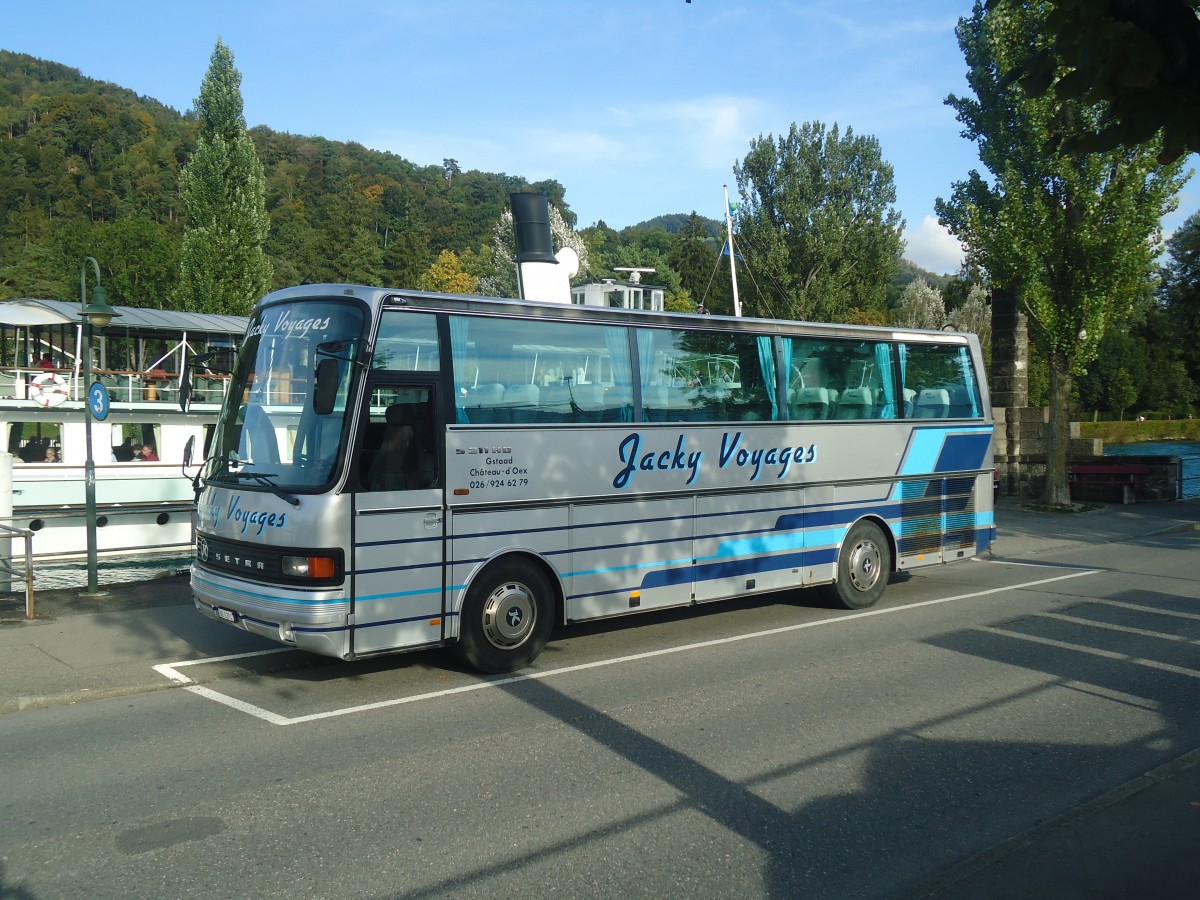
<box><xmin>79</xmin><ymin>257</ymin><xmax>119</xmax><ymax>594</ymax></box>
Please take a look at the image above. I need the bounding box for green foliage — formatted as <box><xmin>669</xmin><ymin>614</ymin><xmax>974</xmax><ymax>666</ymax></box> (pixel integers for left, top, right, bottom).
<box><xmin>733</xmin><ymin>121</ymin><xmax>905</xmax><ymax>323</ymax></box>
<box><xmin>669</xmin><ymin>213</ymin><xmax>730</xmax><ymax>315</ymax></box>
<box><xmin>940</xmin><ymin>1</ymin><xmax>1189</xmax><ymax>502</ymax></box>
<box><xmin>938</xmin><ymin>2</ymin><xmax>1186</xmax><ymax>376</ymax></box>
<box><xmin>996</xmin><ymin>0</ymin><xmax>1200</xmax><ymax>163</ymax></box>
<box><xmin>0</xmin><ymin>50</ymin><xmax>572</xmax><ymax>306</ymax></box>
<box><xmin>176</xmin><ymin>41</ymin><xmax>272</xmax><ymax>315</ymax></box>
<box><xmin>634</xmin><ymin>212</ymin><xmax>722</xmax><ymax>238</ymax></box>
<box><xmin>1160</xmin><ymin>211</ymin><xmax>1200</xmax><ymax>391</ymax></box>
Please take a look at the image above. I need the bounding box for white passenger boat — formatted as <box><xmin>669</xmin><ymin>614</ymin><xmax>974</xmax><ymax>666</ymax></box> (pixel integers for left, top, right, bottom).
<box><xmin>1</xmin><ymin>298</ymin><xmax>246</xmax><ymax>561</ymax></box>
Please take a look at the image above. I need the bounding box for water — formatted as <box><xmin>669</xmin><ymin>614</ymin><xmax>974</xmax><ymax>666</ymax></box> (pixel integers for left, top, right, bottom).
<box><xmin>7</xmin><ymin>552</ymin><xmax>194</xmax><ymax>593</ymax></box>
<box><xmin>1104</xmin><ymin>440</ymin><xmax>1200</xmax><ymax>499</ymax></box>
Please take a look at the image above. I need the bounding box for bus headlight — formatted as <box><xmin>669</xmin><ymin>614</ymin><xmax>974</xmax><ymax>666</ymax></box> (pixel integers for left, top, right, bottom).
<box><xmin>281</xmin><ymin>554</ymin><xmax>339</xmax><ymax>579</ymax></box>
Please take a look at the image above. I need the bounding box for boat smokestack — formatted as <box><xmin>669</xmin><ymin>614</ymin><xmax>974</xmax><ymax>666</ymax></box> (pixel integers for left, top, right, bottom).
<box><xmin>510</xmin><ymin>193</ymin><xmax>577</xmax><ymax>303</ymax></box>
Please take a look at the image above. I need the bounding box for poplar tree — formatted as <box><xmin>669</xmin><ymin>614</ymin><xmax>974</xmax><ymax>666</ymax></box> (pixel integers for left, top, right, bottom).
<box><xmin>176</xmin><ymin>40</ymin><xmax>272</xmax><ymax>315</ymax></box>
<box><xmin>936</xmin><ymin>0</ymin><xmax>1186</xmax><ymax>506</ymax></box>
<box><xmin>733</xmin><ymin>121</ymin><xmax>904</xmax><ymax>323</ymax></box>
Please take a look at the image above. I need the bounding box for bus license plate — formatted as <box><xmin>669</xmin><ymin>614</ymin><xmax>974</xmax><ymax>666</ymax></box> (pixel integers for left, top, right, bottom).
<box><xmin>215</xmin><ymin>607</ymin><xmax>237</xmax><ymax>623</ymax></box>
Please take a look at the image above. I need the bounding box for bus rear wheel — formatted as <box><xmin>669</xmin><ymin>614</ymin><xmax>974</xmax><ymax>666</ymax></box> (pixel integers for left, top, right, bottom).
<box><xmin>825</xmin><ymin>520</ymin><xmax>890</xmax><ymax>610</ymax></box>
<box><xmin>453</xmin><ymin>559</ymin><xmax>554</xmax><ymax>674</ymax></box>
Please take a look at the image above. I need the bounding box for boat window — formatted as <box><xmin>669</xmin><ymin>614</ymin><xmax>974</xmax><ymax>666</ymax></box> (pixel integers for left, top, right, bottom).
<box><xmin>6</xmin><ymin>421</ymin><xmax>64</xmax><ymax>463</ymax></box>
<box><xmin>111</xmin><ymin>423</ymin><xmax>162</xmax><ymax>461</ymax></box>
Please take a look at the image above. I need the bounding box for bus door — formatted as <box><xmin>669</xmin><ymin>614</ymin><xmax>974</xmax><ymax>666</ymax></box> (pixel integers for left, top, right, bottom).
<box><xmin>350</xmin><ymin>381</ymin><xmax>446</xmax><ymax>655</ymax></box>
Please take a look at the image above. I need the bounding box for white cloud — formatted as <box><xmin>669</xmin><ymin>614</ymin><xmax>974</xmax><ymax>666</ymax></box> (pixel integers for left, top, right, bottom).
<box><xmin>904</xmin><ymin>215</ymin><xmax>964</xmax><ymax>274</ymax></box>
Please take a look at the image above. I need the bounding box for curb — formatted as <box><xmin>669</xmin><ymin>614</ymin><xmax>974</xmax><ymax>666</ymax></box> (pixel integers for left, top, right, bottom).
<box><xmin>0</xmin><ymin>680</ymin><xmax>180</xmax><ymax>717</ymax></box>
<box><xmin>903</xmin><ymin>746</ymin><xmax>1200</xmax><ymax>898</ymax></box>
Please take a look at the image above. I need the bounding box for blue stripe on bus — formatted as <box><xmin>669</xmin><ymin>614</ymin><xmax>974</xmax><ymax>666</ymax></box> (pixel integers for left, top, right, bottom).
<box><xmin>897</xmin><ymin>424</ymin><xmax>993</xmax><ymax>477</ymax></box>
<box><xmin>639</xmin><ymin>546</ymin><xmax>841</xmax><ymax>591</ymax></box>
<box><xmin>192</xmin><ymin>570</ymin><xmax>349</xmax><ymax>607</ymax></box>
<box><xmin>935</xmin><ymin>432</ymin><xmax>994</xmax><ymax>473</ymax></box>
<box><xmin>355</xmin><ymin>585</ymin><xmax>444</xmax><ymax>603</ymax></box>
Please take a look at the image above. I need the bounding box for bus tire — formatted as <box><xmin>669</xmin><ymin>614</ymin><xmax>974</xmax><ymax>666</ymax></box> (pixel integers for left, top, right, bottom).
<box><xmin>825</xmin><ymin>520</ymin><xmax>890</xmax><ymax>610</ymax></box>
<box><xmin>453</xmin><ymin>559</ymin><xmax>554</xmax><ymax>674</ymax></box>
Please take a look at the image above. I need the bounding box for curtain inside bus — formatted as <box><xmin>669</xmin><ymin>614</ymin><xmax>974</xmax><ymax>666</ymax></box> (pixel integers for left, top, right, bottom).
<box><xmin>756</xmin><ymin>336</ymin><xmax>779</xmax><ymax>420</ymax></box>
<box><xmin>604</xmin><ymin>326</ymin><xmax>634</xmax><ymax>422</ymax></box>
<box><xmin>956</xmin><ymin>346</ymin><xmax>981</xmax><ymax>417</ymax></box>
<box><xmin>450</xmin><ymin>317</ymin><xmax>470</xmax><ymax>423</ymax></box>
<box><xmin>874</xmin><ymin>343</ymin><xmax>897</xmax><ymax>418</ymax></box>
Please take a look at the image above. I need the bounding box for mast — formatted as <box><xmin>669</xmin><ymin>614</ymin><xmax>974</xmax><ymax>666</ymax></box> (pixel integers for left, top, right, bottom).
<box><xmin>723</xmin><ymin>185</ymin><xmax>742</xmax><ymax>317</ymax></box>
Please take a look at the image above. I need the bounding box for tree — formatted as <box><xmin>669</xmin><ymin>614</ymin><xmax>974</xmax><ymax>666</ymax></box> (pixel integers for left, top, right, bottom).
<box><xmin>442</xmin><ymin>158</ymin><xmax>460</xmax><ymax>187</ymax></box>
<box><xmin>176</xmin><ymin>40</ymin><xmax>273</xmax><ymax>315</ymax></box>
<box><xmin>947</xmin><ymin>283</ymin><xmax>993</xmax><ymax>363</ymax></box>
<box><xmin>669</xmin><ymin>212</ymin><xmax>729</xmax><ymax>314</ymax></box>
<box><xmin>935</xmin><ymin>1</ymin><xmax>1187</xmax><ymax>506</ymax></box>
<box><xmin>418</xmin><ymin>249</ymin><xmax>477</xmax><ymax>294</ymax></box>
<box><xmin>1001</xmin><ymin>0</ymin><xmax>1200</xmax><ymax>163</ymax></box>
<box><xmin>733</xmin><ymin>121</ymin><xmax>904</xmax><ymax>323</ymax></box>
<box><xmin>1160</xmin><ymin>211</ymin><xmax>1200</xmax><ymax>391</ymax></box>
<box><xmin>894</xmin><ymin>278</ymin><xmax>946</xmax><ymax>329</ymax></box>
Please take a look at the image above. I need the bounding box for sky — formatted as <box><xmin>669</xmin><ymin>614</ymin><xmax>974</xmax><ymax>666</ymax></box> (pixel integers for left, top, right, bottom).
<box><xmin>4</xmin><ymin>0</ymin><xmax>1196</xmax><ymax>276</ymax></box>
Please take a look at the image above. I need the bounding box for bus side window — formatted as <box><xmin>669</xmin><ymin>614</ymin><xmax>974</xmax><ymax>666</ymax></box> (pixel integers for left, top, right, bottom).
<box><xmin>362</xmin><ymin>391</ymin><xmax>438</xmax><ymax>492</ymax></box>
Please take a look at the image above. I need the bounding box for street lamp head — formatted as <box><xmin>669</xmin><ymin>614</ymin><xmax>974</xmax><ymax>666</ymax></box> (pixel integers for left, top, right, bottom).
<box><xmin>79</xmin><ymin>257</ymin><xmax>121</xmax><ymax>328</ymax></box>
<box><xmin>81</xmin><ymin>283</ymin><xmax>118</xmax><ymax>327</ymax></box>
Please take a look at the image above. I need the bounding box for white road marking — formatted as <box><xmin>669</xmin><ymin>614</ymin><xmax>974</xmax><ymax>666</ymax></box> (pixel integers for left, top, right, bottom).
<box><xmin>154</xmin><ymin>568</ymin><xmax>1102</xmax><ymax>725</ymax></box>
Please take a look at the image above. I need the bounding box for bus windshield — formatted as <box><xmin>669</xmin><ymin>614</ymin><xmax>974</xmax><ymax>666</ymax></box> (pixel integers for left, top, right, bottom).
<box><xmin>205</xmin><ymin>299</ymin><xmax>367</xmax><ymax>491</ymax></box>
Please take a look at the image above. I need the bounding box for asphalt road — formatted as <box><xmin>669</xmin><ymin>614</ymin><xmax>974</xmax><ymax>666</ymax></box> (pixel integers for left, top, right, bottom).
<box><xmin>2</xmin><ymin>525</ymin><xmax>1198</xmax><ymax>898</ymax></box>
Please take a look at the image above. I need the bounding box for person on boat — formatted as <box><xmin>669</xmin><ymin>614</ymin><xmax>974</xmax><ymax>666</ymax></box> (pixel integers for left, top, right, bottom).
<box><xmin>139</xmin><ymin>443</ymin><xmax>158</xmax><ymax>461</ymax></box>
<box><xmin>44</xmin><ymin>446</ymin><xmax>60</xmax><ymax>463</ymax></box>
<box><xmin>37</xmin><ymin>352</ymin><xmax>55</xmax><ymax>370</ymax></box>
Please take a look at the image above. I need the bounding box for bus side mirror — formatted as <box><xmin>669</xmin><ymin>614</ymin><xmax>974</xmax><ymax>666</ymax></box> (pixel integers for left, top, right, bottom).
<box><xmin>313</xmin><ymin>358</ymin><xmax>339</xmax><ymax>415</ymax></box>
<box><xmin>179</xmin><ymin>367</ymin><xmax>192</xmax><ymax>413</ymax></box>
<box><xmin>183</xmin><ymin>434</ymin><xmax>195</xmax><ymax>469</ymax></box>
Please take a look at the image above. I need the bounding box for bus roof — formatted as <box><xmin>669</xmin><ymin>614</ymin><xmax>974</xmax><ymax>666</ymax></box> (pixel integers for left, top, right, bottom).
<box><xmin>256</xmin><ymin>284</ymin><xmax>975</xmax><ymax>345</ymax></box>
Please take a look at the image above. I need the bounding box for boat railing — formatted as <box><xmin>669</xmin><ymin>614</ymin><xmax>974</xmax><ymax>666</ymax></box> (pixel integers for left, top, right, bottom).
<box><xmin>0</xmin><ymin>521</ymin><xmax>35</xmax><ymax>618</ymax></box>
<box><xmin>0</xmin><ymin>366</ymin><xmax>232</xmax><ymax>406</ymax></box>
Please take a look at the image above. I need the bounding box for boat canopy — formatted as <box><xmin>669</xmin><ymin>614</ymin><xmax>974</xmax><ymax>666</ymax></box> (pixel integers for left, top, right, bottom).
<box><xmin>0</xmin><ymin>298</ymin><xmax>248</xmax><ymax>335</ymax></box>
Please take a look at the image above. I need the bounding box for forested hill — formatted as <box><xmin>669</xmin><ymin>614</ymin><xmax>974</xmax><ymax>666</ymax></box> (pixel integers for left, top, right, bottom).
<box><xmin>0</xmin><ymin>50</ymin><xmax>570</xmax><ymax>306</ymax></box>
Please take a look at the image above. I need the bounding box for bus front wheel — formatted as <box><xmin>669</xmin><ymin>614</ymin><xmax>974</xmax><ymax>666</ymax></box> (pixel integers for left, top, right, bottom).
<box><xmin>453</xmin><ymin>559</ymin><xmax>554</xmax><ymax>673</ymax></box>
<box><xmin>824</xmin><ymin>520</ymin><xmax>890</xmax><ymax>610</ymax></box>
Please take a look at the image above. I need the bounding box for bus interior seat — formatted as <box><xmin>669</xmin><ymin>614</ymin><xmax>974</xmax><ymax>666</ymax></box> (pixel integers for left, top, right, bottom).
<box><xmin>946</xmin><ymin>384</ymin><xmax>977</xmax><ymax>418</ymax></box>
<box><xmin>642</xmin><ymin>384</ymin><xmax>668</xmax><ymax>421</ymax></box>
<box><xmin>789</xmin><ymin>386</ymin><xmax>832</xmax><ymax>420</ymax></box>
<box><xmin>913</xmin><ymin>388</ymin><xmax>950</xmax><ymax>418</ymax></box>
<box><xmin>902</xmin><ymin>388</ymin><xmax>917</xmax><ymax>417</ymax></box>
<box><xmin>367</xmin><ymin>404</ymin><xmax>415</xmax><ymax>491</ymax></box>
<box><xmin>463</xmin><ymin>382</ymin><xmax>504</xmax><ymax>423</ymax></box>
<box><xmin>502</xmin><ymin>383</ymin><xmax>540</xmax><ymax>423</ymax></box>
<box><xmin>834</xmin><ymin>386</ymin><xmax>874</xmax><ymax>419</ymax></box>
<box><xmin>601</xmin><ymin>386</ymin><xmax>630</xmax><ymax>421</ymax></box>
<box><xmin>538</xmin><ymin>384</ymin><xmax>573</xmax><ymax>421</ymax></box>
<box><xmin>569</xmin><ymin>383</ymin><xmax>605</xmax><ymax>422</ymax></box>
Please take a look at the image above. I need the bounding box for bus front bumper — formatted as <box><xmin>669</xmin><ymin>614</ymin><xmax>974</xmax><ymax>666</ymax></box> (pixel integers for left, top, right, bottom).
<box><xmin>190</xmin><ymin>565</ymin><xmax>352</xmax><ymax>659</ymax></box>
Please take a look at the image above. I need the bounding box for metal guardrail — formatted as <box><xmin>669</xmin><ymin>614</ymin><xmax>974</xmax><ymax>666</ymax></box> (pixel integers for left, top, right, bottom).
<box><xmin>0</xmin><ymin>521</ymin><xmax>36</xmax><ymax>619</ymax></box>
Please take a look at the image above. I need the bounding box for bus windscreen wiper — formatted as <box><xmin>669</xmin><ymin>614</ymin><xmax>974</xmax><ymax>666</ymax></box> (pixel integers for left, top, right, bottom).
<box><xmin>230</xmin><ymin>469</ymin><xmax>301</xmax><ymax>507</ymax></box>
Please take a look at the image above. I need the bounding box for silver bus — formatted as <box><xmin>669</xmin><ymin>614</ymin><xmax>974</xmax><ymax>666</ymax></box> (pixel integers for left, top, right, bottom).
<box><xmin>190</xmin><ymin>284</ymin><xmax>994</xmax><ymax>673</ymax></box>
